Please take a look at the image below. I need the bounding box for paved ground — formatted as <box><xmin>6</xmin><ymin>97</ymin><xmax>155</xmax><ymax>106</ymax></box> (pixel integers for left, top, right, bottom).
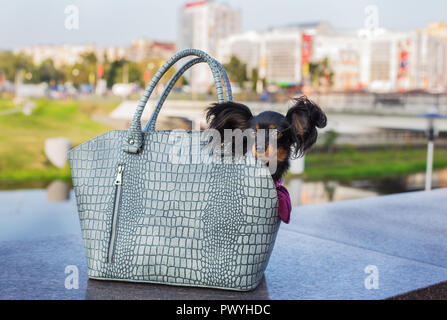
<box><xmin>0</xmin><ymin>188</ymin><xmax>446</xmax><ymax>299</ymax></box>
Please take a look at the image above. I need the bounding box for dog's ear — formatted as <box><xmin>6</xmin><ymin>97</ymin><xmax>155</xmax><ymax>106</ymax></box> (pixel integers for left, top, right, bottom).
<box><xmin>286</xmin><ymin>96</ymin><xmax>327</xmax><ymax>157</ymax></box>
<box><xmin>206</xmin><ymin>101</ymin><xmax>253</xmax><ymax>135</ymax></box>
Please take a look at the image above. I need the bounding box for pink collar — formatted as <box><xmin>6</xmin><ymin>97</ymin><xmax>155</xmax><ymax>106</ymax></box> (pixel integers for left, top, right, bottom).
<box><xmin>274</xmin><ymin>179</ymin><xmax>291</xmax><ymax>223</ymax></box>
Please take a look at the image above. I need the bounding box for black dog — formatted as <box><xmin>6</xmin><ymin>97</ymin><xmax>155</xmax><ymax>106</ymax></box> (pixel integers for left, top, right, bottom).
<box><xmin>206</xmin><ymin>96</ymin><xmax>327</xmax><ymax>181</ymax></box>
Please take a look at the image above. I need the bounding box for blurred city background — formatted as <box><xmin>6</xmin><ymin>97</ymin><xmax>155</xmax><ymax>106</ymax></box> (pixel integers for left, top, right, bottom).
<box><xmin>1</xmin><ymin>0</ymin><xmax>447</xmax><ymax>207</ymax></box>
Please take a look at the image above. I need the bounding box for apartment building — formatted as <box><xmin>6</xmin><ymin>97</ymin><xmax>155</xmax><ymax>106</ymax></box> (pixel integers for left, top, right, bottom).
<box><xmin>177</xmin><ymin>0</ymin><xmax>241</xmax><ymax>92</ymax></box>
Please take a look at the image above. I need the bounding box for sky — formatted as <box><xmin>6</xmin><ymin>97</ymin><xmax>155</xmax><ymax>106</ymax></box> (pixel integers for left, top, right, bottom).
<box><xmin>1</xmin><ymin>0</ymin><xmax>447</xmax><ymax>49</ymax></box>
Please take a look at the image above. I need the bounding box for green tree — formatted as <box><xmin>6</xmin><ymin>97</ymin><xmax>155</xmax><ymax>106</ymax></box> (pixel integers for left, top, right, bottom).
<box><xmin>103</xmin><ymin>57</ymin><xmax>178</xmax><ymax>88</ymax></box>
<box><xmin>137</xmin><ymin>58</ymin><xmax>179</xmax><ymax>87</ymax></box>
<box><xmin>80</xmin><ymin>51</ymin><xmax>98</xmax><ymax>65</ymax></box>
<box><xmin>322</xmin><ymin>129</ymin><xmax>338</xmax><ymax>153</ymax></box>
<box><xmin>113</xmin><ymin>61</ymin><xmax>142</xmax><ymax>85</ymax></box>
<box><xmin>65</xmin><ymin>51</ymin><xmax>98</xmax><ymax>86</ymax></box>
<box><xmin>36</xmin><ymin>59</ymin><xmax>65</xmax><ymax>84</ymax></box>
<box><xmin>223</xmin><ymin>55</ymin><xmax>247</xmax><ymax>88</ymax></box>
<box><xmin>13</xmin><ymin>52</ymin><xmax>34</xmax><ymax>73</ymax></box>
<box><xmin>106</xmin><ymin>59</ymin><xmax>123</xmax><ymax>88</ymax></box>
<box><xmin>250</xmin><ymin>68</ymin><xmax>259</xmax><ymax>92</ymax></box>
<box><xmin>309</xmin><ymin>57</ymin><xmax>334</xmax><ymax>88</ymax></box>
<box><xmin>0</xmin><ymin>51</ymin><xmax>16</xmax><ymax>81</ymax></box>
<box><xmin>0</xmin><ymin>51</ymin><xmax>34</xmax><ymax>82</ymax></box>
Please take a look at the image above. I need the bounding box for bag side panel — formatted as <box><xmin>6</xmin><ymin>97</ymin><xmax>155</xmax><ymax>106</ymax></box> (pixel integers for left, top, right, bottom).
<box><xmin>68</xmin><ymin>130</ymin><xmax>128</xmax><ymax>278</ymax></box>
<box><xmin>69</xmin><ymin>130</ymin><xmax>280</xmax><ymax>290</ymax></box>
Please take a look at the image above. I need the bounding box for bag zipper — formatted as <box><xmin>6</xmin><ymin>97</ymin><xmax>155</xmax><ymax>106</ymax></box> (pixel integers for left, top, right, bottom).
<box><xmin>107</xmin><ymin>164</ymin><xmax>124</xmax><ymax>263</ymax></box>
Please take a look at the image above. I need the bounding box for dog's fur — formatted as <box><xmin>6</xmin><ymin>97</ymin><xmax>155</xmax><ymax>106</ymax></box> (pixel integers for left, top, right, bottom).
<box><xmin>206</xmin><ymin>96</ymin><xmax>327</xmax><ymax>181</ymax></box>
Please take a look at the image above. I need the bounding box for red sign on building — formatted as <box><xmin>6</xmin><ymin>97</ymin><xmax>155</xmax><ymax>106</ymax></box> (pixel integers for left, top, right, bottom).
<box><xmin>301</xmin><ymin>33</ymin><xmax>313</xmax><ymax>64</ymax></box>
<box><xmin>397</xmin><ymin>41</ymin><xmax>410</xmax><ymax>79</ymax></box>
<box><xmin>185</xmin><ymin>1</ymin><xmax>206</xmax><ymax>8</ymax></box>
<box><xmin>97</xmin><ymin>64</ymin><xmax>104</xmax><ymax>78</ymax></box>
<box><xmin>301</xmin><ymin>33</ymin><xmax>313</xmax><ymax>77</ymax></box>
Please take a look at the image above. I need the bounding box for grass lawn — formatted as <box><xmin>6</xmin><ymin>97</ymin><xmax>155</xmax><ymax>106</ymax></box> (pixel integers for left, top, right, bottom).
<box><xmin>0</xmin><ymin>99</ymin><xmax>16</xmax><ymax>111</ymax></box>
<box><xmin>0</xmin><ymin>97</ymin><xmax>446</xmax><ymax>189</ymax></box>
<box><xmin>303</xmin><ymin>145</ymin><xmax>447</xmax><ymax>181</ymax></box>
<box><xmin>0</xmin><ymin>98</ymin><xmax>117</xmax><ymax>188</ymax></box>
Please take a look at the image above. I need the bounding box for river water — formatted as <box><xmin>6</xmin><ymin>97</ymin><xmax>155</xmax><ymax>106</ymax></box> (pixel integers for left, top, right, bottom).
<box><xmin>285</xmin><ymin>169</ymin><xmax>447</xmax><ymax>206</ymax></box>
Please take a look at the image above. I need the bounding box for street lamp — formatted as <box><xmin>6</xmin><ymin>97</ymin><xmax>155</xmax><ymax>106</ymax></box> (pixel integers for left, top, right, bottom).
<box><xmin>420</xmin><ymin>108</ymin><xmax>445</xmax><ymax>191</ymax></box>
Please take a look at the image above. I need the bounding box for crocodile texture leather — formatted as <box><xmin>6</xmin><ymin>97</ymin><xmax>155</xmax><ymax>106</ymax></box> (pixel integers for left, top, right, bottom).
<box><xmin>124</xmin><ymin>49</ymin><xmax>229</xmax><ymax>153</ymax></box>
<box><xmin>69</xmin><ymin>49</ymin><xmax>280</xmax><ymax>291</ymax></box>
<box><xmin>69</xmin><ymin>130</ymin><xmax>280</xmax><ymax>291</ymax></box>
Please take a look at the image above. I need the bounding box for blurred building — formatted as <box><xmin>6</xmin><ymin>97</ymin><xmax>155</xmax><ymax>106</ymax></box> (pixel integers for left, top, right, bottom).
<box><xmin>18</xmin><ymin>45</ymin><xmax>93</xmax><ymax>67</ymax></box>
<box><xmin>263</xmin><ymin>28</ymin><xmax>303</xmax><ymax>85</ymax></box>
<box><xmin>360</xmin><ymin>30</ymin><xmax>445</xmax><ymax>92</ymax></box>
<box><xmin>218</xmin><ymin>22</ymin><xmax>446</xmax><ymax>93</ymax></box>
<box><xmin>217</xmin><ymin>31</ymin><xmax>261</xmax><ymax>75</ymax></box>
<box><xmin>100</xmin><ymin>47</ymin><xmax>126</xmax><ymax>62</ymax></box>
<box><xmin>313</xmin><ymin>32</ymin><xmax>366</xmax><ymax>90</ymax></box>
<box><xmin>315</xmin><ymin>28</ymin><xmax>445</xmax><ymax>92</ymax></box>
<box><xmin>314</xmin><ymin>29</ymin><xmax>445</xmax><ymax>92</ymax></box>
<box><xmin>125</xmin><ymin>38</ymin><xmax>175</xmax><ymax>62</ymax></box>
<box><xmin>15</xmin><ymin>39</ymin><xmax>176</xmax><ymax>67</ymax></box>
<box><xmin>177</xmin><ymin>0</ymin><xmax>241</xmax><ymax>92</ymax></box>
<box><xmin>417</xmin><ymin>22</ymin><xmax>447</xmax><ymax>89</ymax></box>
<box><xmin>217</xmin><ymin>22</ymin><xmax>332</xmax><ymax>87</ymax></box>
<box><xmin>16</xmin><ymin>44</ymin><xmax>126</xmax><ymax>67</ymax></box>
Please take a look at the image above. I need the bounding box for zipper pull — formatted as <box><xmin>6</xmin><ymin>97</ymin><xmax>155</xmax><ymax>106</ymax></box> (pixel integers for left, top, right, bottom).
<box><xmin>115</xmin><ymin>165</ymin><xmax>123</xmax><ymax>185</ymax></box>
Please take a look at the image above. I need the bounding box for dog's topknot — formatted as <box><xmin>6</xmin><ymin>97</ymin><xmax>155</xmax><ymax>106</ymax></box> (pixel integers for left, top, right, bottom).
<box><xmin>206</xmin><ymin>101</ymin><xmax>253</xmax><ymax>133</ymax></box>
<box><xmin>286</xmin><ymin>96</ymin><xmax>327</xmax><ymax>157</ymax></box>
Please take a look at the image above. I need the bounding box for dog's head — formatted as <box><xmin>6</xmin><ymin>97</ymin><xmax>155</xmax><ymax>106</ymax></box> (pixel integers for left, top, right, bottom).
<box><xmin>206</xmin><ymin>96</ymin><xmax>327</xmax><ymax>179</ymax></box>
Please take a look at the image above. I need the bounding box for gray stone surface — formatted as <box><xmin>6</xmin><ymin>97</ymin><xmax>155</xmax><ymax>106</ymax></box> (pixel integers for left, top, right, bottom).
<box><xmin>283</xmin><ymin>188</ymin><xmax>447</xmax><ymax>268</ymax></box>
<box><xmin>0</xmin><ymin>188</ymin><xmax>446</xmax><ymax>299</ymax></box>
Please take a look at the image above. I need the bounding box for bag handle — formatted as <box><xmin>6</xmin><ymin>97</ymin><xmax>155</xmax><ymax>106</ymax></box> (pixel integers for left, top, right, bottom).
<box><xmin>143</xmin><ymin>57</ymin><xmax>233</xmax><ymax>132</ymax></box>
<box><xmin>123</xmin><ymin>49</ymin><xmax>231</xmax><ymax>153</ymax></box>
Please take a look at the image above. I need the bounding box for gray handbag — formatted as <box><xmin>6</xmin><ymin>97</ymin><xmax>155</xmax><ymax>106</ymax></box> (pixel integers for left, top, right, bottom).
<box><xmin>68</xmin><ymin>49</ymin><xmax>280</xmax><ymax>291</ymax></box>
